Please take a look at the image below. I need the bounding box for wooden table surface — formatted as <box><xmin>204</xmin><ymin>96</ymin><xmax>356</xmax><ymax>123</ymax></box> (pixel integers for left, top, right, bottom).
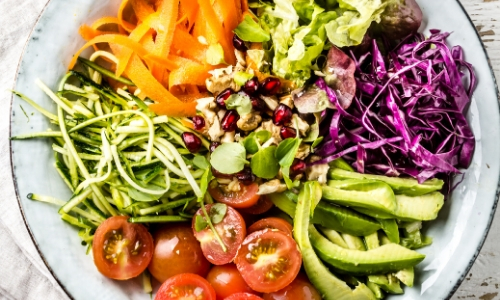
<box><xmin>454</xmin><ymin>1</ymin><xmax>500</xmax><ymax>299</ymax></box>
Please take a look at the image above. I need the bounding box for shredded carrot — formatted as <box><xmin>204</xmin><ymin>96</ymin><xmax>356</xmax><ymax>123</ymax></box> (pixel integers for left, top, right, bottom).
<box><xmin>118</xmin><ymin>0</ymin><xmax>136</xmax><ymax>32</ymax></box>
<box><xmin>197</xmin><ymin>0</ymin><xmax>235</xmax><ymax>65</ymax></box>
<box><xmin>72</xmin><ymin>0</ymin><xmax>244</xmax><ymax>117</ymax></box>
<box><xmin>172</xmin><ymin>27</ymin><xmax>207</xmax><ymax>62</ymax></box>
<box><xmin>130</xmin><ymin>0</ymin><xmax>155</xmax><ymax>22</ymax></box>
<box><xmin>179</xmin><ymin>0</ymin><xmax>199</xmax><ymax>31</ymax></box>
<box><xmin>151</xmin><ymin>0</ymin><xmax>179</xmax><ymax>80</ymax></box>
<box><xmin>180</xmin><ymin>119</ymin><xmax>195</xmax><ymax>129</ymax></box>
<box><xmin>68</xmin><ymin>34</ymin><xmax>177</xmax><ymax>71</ymax></box>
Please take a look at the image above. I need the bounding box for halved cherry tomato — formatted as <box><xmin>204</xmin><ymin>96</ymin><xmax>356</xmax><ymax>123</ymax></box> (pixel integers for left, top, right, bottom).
<box><xmin>193</xmin><ymin>204</ymin><xmax>246</xmax><ymax>265</ymax></box>
<box><xmin>155</xmin><ymin>273</ymin><xmax>216</xmax><ymax>300</ymax></box>
<box><xmin>208</xmin><ymin>179</ymin><xmax>260</xmax><ymax>208</ymax></box>
<box><xmin>92</xmin><ymin>216</ymin><xmax>153</xmax><ymax>280</ymax></box>
<box><xmin>238</xmin><ymin>195</ymin><xmax>274</xmax><ymax>215</ymax></box>
<box><xmin>206</xmin><ymin>264</ymin><xmax>258</xmax><ymax>300</ymax></box>
<box><xmin>234</xmin><ymin>229</ymin><xmax>302</xmax><ymax>293</ymax></box>
<box><xmin>247</xmin><ymin>217</ymin><xmax>293</xmax><ymax>236</ymax></box>
<box><xmin>148</xmin><ymin>224</ymin><xmax>210</xmax><ymax>283</ymax></box>
<box><xmin>224</xmin><ymin>293</ymin><xmax>264</xmax><ymax>300</ymax></box>
<box><xmin>263</xmin><ymin>274</ymin><xmax>321</xmax><ymax>300</ymax></box>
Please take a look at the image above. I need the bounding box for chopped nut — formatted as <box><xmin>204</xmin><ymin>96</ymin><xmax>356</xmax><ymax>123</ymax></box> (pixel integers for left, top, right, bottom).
<box><xmin>257</xmin><ymin>179</ymin><xmax>287</xmax><ymax>195</ymax></box>
<box><xmin>206</xmin><ymin>74</ymin><xmax>239</xmax><ymax>94</ymax></box>
<box><xmin>217</xmin><ymin>178</ymin><xmax>232</xmax><ymax>185</ymax></box>
<box><xmin>237</xmin><ymin>113</ymin><xmax>262</xmax><ymax>131</ymax></box>
<box><xmin>221</xmin><ymin>131</ymin><xmax>235</xmax><ymax>143</ymax></box>
<box><xmin>235</xmin><ymin>50</ymin><xmax>247</xmax><ymax>68</ymax></box>
<box><xmin>279</xmin><ymin>94</ymin><xmax>294</xmax><ymax>109</ymax></box>
<box><xmin>306</xmin><ymin>155</ymin><xmax>330</xmax><ymax>184</ymax></box>
<box><xmin>260</xmin><ymin>95</ymin><xmax>279</xmax><ymax>111</ymax></box>
<box><xmin>295</xmin><ymin>143</ymin><xmax>311</xmax><ymax>160</ymax></box>
<box><xmin>221</xmin><ymin>178</ymin><xmax>241</xmax><ymax>193</ymax></box>
<box><xmin>196</xmin><ymin>97</ymin><xmax>217</xmax><ymax>133</ymax></box>
<box><xmin>208</xmin><ymin>116</ymin><xmax>224</xmax><ymax>142</ymax></box>
<box><xmin>257</xmin><ymin>120</ymin><xmax>282</xmax><ymax>143</ymax></box>
<box><xmin>218</xmin><ymin>109</ymin><xmax>227</xmax><ymax>120</ymax></box>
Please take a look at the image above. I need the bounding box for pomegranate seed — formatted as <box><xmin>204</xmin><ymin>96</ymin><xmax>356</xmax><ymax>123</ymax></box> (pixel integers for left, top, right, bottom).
<box><xmin>210</xmin><ymin>142</ymin><xmax>221</xmax><ymax>153</ymax></box>
<box><xmin>232</xmin><ymin>35</ymin><xmax>247</xmax><ymax>52</ymax></box>
<box><xmin>236</xmin><ymin>168</ymin><xmax>256</xmax><ymax>185</ymax></box>
<box><xmin>216</xmin><ymin>88</ymin><xmax>233</xmax><ymax>108</ymax></box>
<box><xmin>251</xmin><ymin>97</ymin><xmax>266</xmax><ymax>111</ymax></box>
<box><xmin>192</xmin><ymin>116</ymin><xmax>205</xmax><ymax>130</ymax></box>
<box><xmin>182</xmin><ymin>132</ymin><xmax>202</xmax><ymax>153</ymax></box>
<box><xmin>280</xmin><ymin>126</ymin><xmax>297</xmax><ymax>139</ymax></box>
<box><xmin>243</xmin><ymin>77</ymin><xmax>259</xmax><ymax>95</ymax></box>
<box><xmin>221</xmin><ymin>110</ymin><xmax>240</xmax><ymax>132</ymax></box>
<box><xmin>290</xmin><ymin>159</ymin><xmax>306</xmax><ymax>177</ymax></box>
<box><xmin>273</xmin><ymin>104</ymin><xmax>293</xmax><ymax>126</ymax></box>
<box><xmin>260</xmin><ymin>77</ymin><xmax>281</xmax><ymax>95</ymax></box>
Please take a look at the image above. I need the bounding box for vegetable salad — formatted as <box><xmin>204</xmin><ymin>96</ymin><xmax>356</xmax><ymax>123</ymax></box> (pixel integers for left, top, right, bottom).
<box><xmin>12</xmin><ymin>0</ymin><xmax>476</xmax><ymax>299</ymax></box>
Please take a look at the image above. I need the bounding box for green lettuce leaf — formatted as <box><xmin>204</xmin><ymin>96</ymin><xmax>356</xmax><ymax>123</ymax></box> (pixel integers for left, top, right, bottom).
<box><xmin>234</xmin><ymin>15</ymin><xmax>271</xmax><ymax>42</ymax></box>
<box><xmin>325</xmin><ymin>0</ymin><xmax>386</xmax><ymax>47</ymax></box>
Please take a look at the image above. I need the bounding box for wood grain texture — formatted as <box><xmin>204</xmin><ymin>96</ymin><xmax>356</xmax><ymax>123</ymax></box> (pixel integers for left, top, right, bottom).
<box><xmin>454</xmin><ymin>1</ymin><xmax>500</xmax><ymax>299</ymax></box>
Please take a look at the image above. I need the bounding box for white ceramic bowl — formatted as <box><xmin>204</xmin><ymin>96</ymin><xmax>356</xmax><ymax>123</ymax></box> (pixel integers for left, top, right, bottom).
<box><xmin>9</xmin><ymin>0</ymin><xmax>500</xmax><ymax>299</ymax></box>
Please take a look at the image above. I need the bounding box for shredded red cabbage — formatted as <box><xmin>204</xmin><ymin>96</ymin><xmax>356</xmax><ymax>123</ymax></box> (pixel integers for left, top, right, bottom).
<box><xmin>315</xmin><ymin>30</ymin><xmax>476</xmax><ymax>183</ymax></box>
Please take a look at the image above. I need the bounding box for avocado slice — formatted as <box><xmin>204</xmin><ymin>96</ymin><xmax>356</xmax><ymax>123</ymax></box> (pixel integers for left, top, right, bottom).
<box><xmin>364</xmin><ymin>232</ymin><xmax>380</xmax><ymax>250</ymax></box>
<box><xmin>328</xmin><ymin>168</ymin><xmax>444</xmax><ymax>196</ymax></box>
<box><xmin>395</xmin><ymin>267</ymin><xmax>414</xmax><ymax>287</ymax></box>
<box><xmin>269</xmin><ymin>192</ymin><xmax>381</xmax><ymax>236</ymax></box>
<box><xmin>294</xmin><ymin>182</ymin><xmax>376</xmax><ymax>300</ymax></box>
<box><xmin>330</xmin><ymin>158</ymin><xmax>355</xmax><ymax>172</ymax></box>
<box><xmin>366</xmin><ymin>281</ymin><xmax>385</xmax><ymax>299</ymax></box>
<box><xmin>354</xmin><ymin>192</ymin><xmax>445</xmax><ymax>221</ymax></box>
<box><xmin>322</xmin><ymin>180</ymin><xmax>396</xmax><ymax>213</ymax></box>
<box><xmin>377</xmin><ymin>219</ymin><xmax>400</xmax><ymax>244</ymax></box>
<box><xmin>319</xmin><ymin>226</ymin><xmax>349</xmax><ymax>248</ymax></box>
<box><xmin>342</xmin><ymin>233</ymin><xmax>366</xmax><ymax>251</ymax></box>
<box><xmin>309</xmin><ymin>226</ymin><xmax>425</xmax><ymax>275</ymax></box>
<box><xmin>368</xmin><ymin>274</ymin><xmax>404</xmax><ymax>294</ymax></box>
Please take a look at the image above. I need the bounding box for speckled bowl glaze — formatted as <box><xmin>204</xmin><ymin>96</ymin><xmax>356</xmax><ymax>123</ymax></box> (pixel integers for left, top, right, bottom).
<box><xmin>9</xmin><ymin>0</ymin><xmax>500</xmax><ymax>299</ymax></box>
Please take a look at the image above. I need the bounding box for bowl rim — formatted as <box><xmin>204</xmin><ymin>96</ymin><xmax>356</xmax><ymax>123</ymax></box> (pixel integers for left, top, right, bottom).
<box><xmin>8</xmin><ymin>0</ymin><xmax>500</xmax><ymax>299</ymax></box>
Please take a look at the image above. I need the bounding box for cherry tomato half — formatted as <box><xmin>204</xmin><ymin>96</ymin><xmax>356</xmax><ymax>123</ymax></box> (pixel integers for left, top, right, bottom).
<box><xmin>207</xmin><ymin>264</ymin><xmax>258</xmax><ymax>300</ymax></box>
<box><xmin>148</xmin><ymin>224</ymin><xmax>210</xmax><ymax>283</ymax></box>
<box><xmin>238</xmin><ymin>195</ymin><xmax>274</xmax><ymax>215</ymax></box>
<box><xmin>234</xmin><ymin>229</ymin><xmax>302</xmax><ymax>293</ymax></box>
<box><xmin>263</xmin><ymin>274</ymin><xmax>321</xmax><ymax>300</ymax></box>
<box><xmin>208</xmin><ymin>180</ymin><xmax>260</xmax><ymax>208</ymax></box>
<box><xmin>247</xmin><ymin>217</ymin><xmax>293</xmax><ymax>237</ymax></box>
<box><xmin>193</xmin><ymin>204</ymin><xmax>247</xmax><ymax>265</ymax></box>
<box><xmin>155</xmin><ymin>273</ymin><xmax>216</xmax><ymax>300</ymax></box>
<box><xmin>92</xmin><ymin>216</ymin><xmax>153</xmax><ymax>280</ymax></box>
<box><xmin>224</xmin><ymin>293</ymin><xmax>264</xmax><ymax>300</ymax></box>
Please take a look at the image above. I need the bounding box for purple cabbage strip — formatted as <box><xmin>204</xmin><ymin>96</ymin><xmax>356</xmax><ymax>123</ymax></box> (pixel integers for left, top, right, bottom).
<box><xmin>315</xmin><ymin>30</ymin><xmax>476</xmax><ymax>183</ymax></box>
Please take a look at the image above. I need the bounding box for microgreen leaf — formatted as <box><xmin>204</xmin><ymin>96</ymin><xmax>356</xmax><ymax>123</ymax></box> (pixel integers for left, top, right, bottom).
<box><xmin>311</xmin><ymin>136</ymin><xmax>324</xmax><ymax>149</ymax></box>
<box><xmin>197</xmin><ymin>168</ymin><xmax>213</xmax><ymax>202</ymax></box>
<box><xmin>210</xmin><ymin>203</ymin><xmax>228</xmax><ymax>224</ymax></box>
<box><xmin>193</xmin><ymin>155</ymin><xmax>210</xmax><ymax>169</ymax></box>
<box><xmin>224</xmin><ymin>93</ymin><xmax>253</xmax><ymax>116</ymax></box>
<box><xmin>276</xmin><ymin>138</ymin><xmax>302</xmax><ymax>188</ymax></box>
<box><xmin>242</xmin><ymin>130</ymin><xmax>271</xmax><ymax>154</ymax></box>
<box><xmin>194</xmin><ymin>215</ymin><xmax>208</xmax><ymax>232</ymax></box>
<box><xmin>250</xmin><ymin>146</ymin><xmax>280</xmax><ymax>179</ymax></box>
<box><xmin>210</xmin><ymin>142</ymin><xmax>247</xmax><ymax>174</ymax></box>
<box><xmin>234</xmin><ymin>72</ymin><xmax>254</xmax><ymax>87</ymax></box>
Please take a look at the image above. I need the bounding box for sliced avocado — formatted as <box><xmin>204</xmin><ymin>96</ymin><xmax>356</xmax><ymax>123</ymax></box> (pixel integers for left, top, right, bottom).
<box><xmin>342</xmin><ymin>233</ymin><xmax>366</xmax><ymax>251</ymax></box>
<box><xmin>294</xmin><ymin>182</ymin><xmax>376</xmax><ymax>300</ymax></box>
<box><xmin>319</xmin><ymin>226</ymin><xmax>349</xmax><ymax>248</ymax></box>
<box><xmin>328</xmin><ymin>168</ymin><xmax>444</xmax><ymax>196</ymax></box>
<box><xmin>368</xmin><ymin>274</ymin><xmax>404</xmax><ymax>294</ymax></box>
<box><xmin>364</xmin><ymin>232</ymin><xmax>380</xmax><ymax>250</ymax></box>
<box><xmin>395</xmin><ymin>267</ymin><xmax>414</xmax><ymax>287</ymax></box>
<box><xmin>330</xmin><ymin>158</ymin><xmax>355</xmax><ymax>172</ymax></box>
<box><xmin>366</xmin><ymin>281</ymin><xmax>385</xmax><ymax>299</ymax></box>
<box><xmin>309</xmin><ymin>226</ymin><xmax>425</xmax><ymax>275</ymax></box>
<box><xmin>354</xmin><ymin>192</ymin><xmax>445</xmax><ymax>221</ymax></box>
<box><xmin>377</xmin><ymin>219</ymin><xmax>400</xmax><ymax>244</ymax></box>
<box><xmin>378</xmin><ymin>232</ymin><xmax>392</xmax><ymax>245</ymax></box>
<box><xmin>323</xmin><ymin>180</ymin><xmax>396</xmax><ymax>213</ymax></box>
<box><xmin>400</xmin><ymin>229</ymin><xmax>433</xmax><ymax>250</ymax></box>
<box><xmin>269</xmin><ymin>192</ymin><xmax>381</xmax><ymax>236</ymax></box>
